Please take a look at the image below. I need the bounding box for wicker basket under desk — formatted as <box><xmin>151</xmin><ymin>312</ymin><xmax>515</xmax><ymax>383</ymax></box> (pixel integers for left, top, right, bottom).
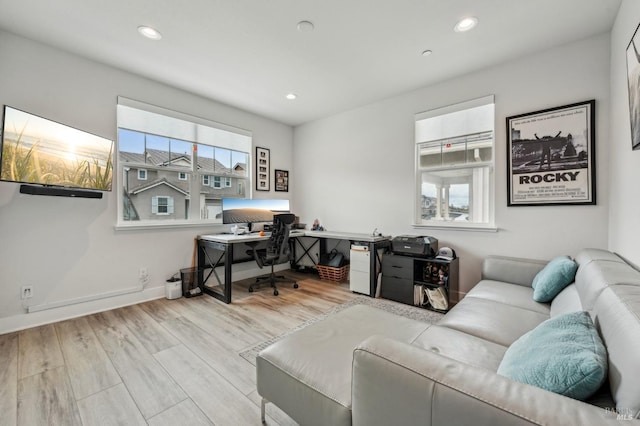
<box><xmin>316</xmin><ymin>264</ymin><xmax>350</xmax><ymax>282</ymax></box>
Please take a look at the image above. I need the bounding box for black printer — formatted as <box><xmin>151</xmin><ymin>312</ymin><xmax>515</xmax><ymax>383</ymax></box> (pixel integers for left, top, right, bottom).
<box><xmin>391</xmin><ymin>235</ymin><xmax>438</xmax><ymax>258</ymax></box>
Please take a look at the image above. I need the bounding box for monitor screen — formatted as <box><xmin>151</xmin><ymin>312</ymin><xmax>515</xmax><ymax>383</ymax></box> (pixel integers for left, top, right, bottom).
<box><xmin>222</xmin><ymin>198</ymin><xmax>290</xmax><ymax>224</ymax></box>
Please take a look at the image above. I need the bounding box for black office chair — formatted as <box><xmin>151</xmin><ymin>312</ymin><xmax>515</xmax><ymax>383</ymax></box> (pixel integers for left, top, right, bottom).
<box><xmin>246</xmin><ymin>213</ymin><xmax>299</xmax><ymax>296</ymax></box>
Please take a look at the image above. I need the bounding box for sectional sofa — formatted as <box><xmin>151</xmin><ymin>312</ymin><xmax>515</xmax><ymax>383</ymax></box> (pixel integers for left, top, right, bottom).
<box><xmin>256</xmin><ymin>248</ymin><xmax>639</xmax><ymax>425</ymax></box>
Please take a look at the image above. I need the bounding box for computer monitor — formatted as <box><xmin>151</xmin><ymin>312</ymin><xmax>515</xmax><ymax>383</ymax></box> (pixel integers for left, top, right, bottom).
<box><xmin>221</xmin><ymin>198</ymin><xmax>291</xmax><ymax>226</ymax></box>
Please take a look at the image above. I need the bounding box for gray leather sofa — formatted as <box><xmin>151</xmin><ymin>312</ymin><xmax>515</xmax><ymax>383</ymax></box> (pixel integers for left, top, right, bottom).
<box><xmin>256</xmin><ymin>248</ymin><xmax>640</xmax><ymax>425</ymax></box>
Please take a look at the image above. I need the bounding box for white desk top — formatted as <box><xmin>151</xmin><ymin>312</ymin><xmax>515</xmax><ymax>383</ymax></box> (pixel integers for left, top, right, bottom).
<box><xmin>199</xmin><ymin>230</ymin><xmax>388</xmax><ymax>244</ymax></box>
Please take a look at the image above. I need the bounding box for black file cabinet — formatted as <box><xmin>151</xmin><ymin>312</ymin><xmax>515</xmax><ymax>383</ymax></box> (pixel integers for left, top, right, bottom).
<box><xmin>380</xmin><ymin>253</ymin><xmax>459</xmax><ymax>312</ymax></box>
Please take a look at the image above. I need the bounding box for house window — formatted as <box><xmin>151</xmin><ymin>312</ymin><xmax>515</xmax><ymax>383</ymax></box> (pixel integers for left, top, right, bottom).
<box><xmin>117</xmin><ymin>97</ymin><xmax>251</xmax><ymax>227</ymax></box>
<box><xmin>213</xmin><ymin>176</ymin><xmax>221</xmax><ymax>189</ymax></box>
<box><xmin>415</xmin><ymin>95</ymin><xmax>495</xmax><ymax>229</ymax></box>
<box><xmin>152</xmin><ymin>196</ymin><xmax>174</xmax><ymax>215</ymax></box>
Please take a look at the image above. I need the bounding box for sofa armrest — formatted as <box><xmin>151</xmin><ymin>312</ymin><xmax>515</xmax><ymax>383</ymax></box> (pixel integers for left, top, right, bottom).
<box><xmin>481</xmin><ymin>255</ymin><xmax>548</xmax><ymax>287</ymax></box>
<box><xmin>352</xmin><ymin>335</ymin><xmax>617</xmax><ymax>426</ymax></box>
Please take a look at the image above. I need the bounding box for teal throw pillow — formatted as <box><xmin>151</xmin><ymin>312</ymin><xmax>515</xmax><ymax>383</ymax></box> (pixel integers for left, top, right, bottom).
<box><xmin>497</xmin><ymin>311</ymin><xmax>607</xmax><ymax>401</ymax></box>
<box><xmin>532</xmin><ymin>256</ymin><xmax>578</xmax><ymax>302</ymax></box>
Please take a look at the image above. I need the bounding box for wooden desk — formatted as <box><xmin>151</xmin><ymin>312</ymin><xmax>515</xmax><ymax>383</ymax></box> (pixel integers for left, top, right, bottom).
<box><xmin>197</xmin><ymin>230</ymin><xmax>389</xmax><ymax>303</ymax></box>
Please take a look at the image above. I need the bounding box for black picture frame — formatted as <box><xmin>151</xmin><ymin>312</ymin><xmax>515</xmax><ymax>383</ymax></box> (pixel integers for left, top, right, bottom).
<box><xmin>506</xmin><ymin>100</ymin><xmax>596</xmax><ymax>206</ymax></box>
<box><xmin>274</xmin><ymin>169</ymin><xmax>289</xmax><ymax>192</ymax></box>
<box><xmin>255</xmin><ymin>147</ymin><xmax>270</xmax><ymax>191</ymax></box>
<box><xmin>626</xmin><ymin>21</ymin><xmax>640</xmax><ymax>150</ymax></box>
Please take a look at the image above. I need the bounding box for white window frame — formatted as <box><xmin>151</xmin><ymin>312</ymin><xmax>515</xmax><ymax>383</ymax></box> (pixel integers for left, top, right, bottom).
<box><xmin>213</xmin><ymin>176</ymin><xmax>221</xmax><ymax>189</ymax></box>
<box><xmin>414</xmin><ymin>95</ymin><xmax>496</xmax><ymax>231</ymax></box>
<box><xmin>202</xmin><ymin>175</ymin><xmax>210</xmax><ymax>186</ymax></box>
<box><xmin>178</xmin><ymin>172</ymin><xmax>187</xmax><ymax>181</ymax></box>
<box><xmin>138</xmin><ymin>169</ymin><xmax>147</xmax><ymax>180</ymax></box>
<box><xmin>116</xmin><ymin>97</ymin><xmax>252</xmax><ymax>230</ymax></box>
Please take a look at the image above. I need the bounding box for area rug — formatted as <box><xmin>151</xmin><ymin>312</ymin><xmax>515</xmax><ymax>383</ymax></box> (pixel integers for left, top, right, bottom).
<box><xmin>239</xmin><ymin>296</ymin><xmax>443</xmax><ymax>366</ymax></box>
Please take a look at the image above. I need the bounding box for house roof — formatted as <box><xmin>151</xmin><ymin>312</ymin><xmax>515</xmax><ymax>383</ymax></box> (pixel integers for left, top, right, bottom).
<box><xmin>120</xmin><ymin>148</ymin><xmax>247</xmax><ymax>177</ymax></box>
<box><xmin>130</xmin><ymin>177</ymin><xmax>189</xmax><ymax>196</ymax></box>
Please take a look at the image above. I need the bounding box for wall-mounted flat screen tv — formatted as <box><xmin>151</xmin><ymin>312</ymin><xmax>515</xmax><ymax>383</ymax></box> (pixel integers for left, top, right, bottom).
<box><xmin>0</xmin><ymin>106</ymin><xmax>114</xmax><ymax>191</ymax></box>
<box><xmin>222</xmin><ymin>198</ymin><xmax>290</xmax><ymax>224</ymax></box>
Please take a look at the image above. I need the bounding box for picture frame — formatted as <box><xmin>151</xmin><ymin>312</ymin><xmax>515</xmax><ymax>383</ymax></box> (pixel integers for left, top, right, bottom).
<box><xmin>626</xmin><ymin>21</ymin><xmax>640</xmax><ymax>150</ymax></box>
<box><xmin>255</xmin><ymin>147</ymin><xmax>270</xmax><ymax>191</ymax></box>
<box><xmin>506</xmin><ymin>100</ymin><xmax>596</xmax><ymax>206</ymax></box>
<box><xmin>274</xmin><ymin>169</ymin><xmax>289</xmax><ymax>192</ymax></box>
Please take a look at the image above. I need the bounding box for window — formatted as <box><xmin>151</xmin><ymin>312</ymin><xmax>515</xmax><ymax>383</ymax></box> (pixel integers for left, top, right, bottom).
<box><xmin>152</xmin><ymin>196</ymin><xmax>174</xmax><ymax>215</ymax></box>
<box><xmin>415</xmin><ymin>96</ymin><xmax>495</xmax><ymax>229</ymax></box>
<box><xmin>117</xmin><ymin>97</ymin><xmax>252</xmax><ymax>227</ymax></box>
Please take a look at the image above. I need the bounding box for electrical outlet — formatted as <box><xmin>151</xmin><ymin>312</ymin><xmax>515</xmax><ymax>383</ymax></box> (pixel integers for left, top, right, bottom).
<box><xmin>21</xmin><ymin>286</ymin><xmax>33</xmax><ymax>300</ymax></box>
<box><xmin>139</xmin><ymin>267</ymin><xmax>150</xmax><ymax>287</ymax></box>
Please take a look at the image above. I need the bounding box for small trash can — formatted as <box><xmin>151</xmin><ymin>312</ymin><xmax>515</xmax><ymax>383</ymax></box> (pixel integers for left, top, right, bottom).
<box><xmin>165</xmin><ymin>278</ymin><xmax>182</xmax><ymax>300</ymax></box>
<box><xmin>180</xmin><ymin>267</ymin><xmax>202</xmax><ymax>297</ymax></box>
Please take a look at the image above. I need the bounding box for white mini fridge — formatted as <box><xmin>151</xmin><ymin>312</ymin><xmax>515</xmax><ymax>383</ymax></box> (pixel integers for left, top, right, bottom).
<box><xmin>349</xmin><ymin>245</ymin><xmax>370</xmax><ymax>294</ymax></box>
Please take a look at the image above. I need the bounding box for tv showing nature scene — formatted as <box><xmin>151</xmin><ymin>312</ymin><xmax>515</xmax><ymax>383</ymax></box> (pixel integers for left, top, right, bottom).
<box><xmin>0</xmin><ymin>106</ymin><xmax>114</xmax><ymax>191</ymax></box>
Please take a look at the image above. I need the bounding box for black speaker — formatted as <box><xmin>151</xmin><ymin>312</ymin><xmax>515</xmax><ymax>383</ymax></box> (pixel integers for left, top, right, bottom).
<box><xmin>20</xmin><ymin>184</ymin><xmax>103</xmax><ymax>199</ymax></box>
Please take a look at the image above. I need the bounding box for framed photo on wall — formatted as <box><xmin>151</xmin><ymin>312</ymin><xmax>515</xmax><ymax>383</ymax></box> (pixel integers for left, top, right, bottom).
<box><xmin>626</xmin><ymin>21</ymin><xmax>640</xmax><ymax>150</ymax></box>
<box><xmin>274</xmin><ymin>169</ymin><xmax>289</xmax><ymax>192</ymax></box>
<box><xmin>256</xmin><ymin>147</ymin><xmax>270</xmax><ymax>191</ymax></box>
<box><xmin>506</xmin><ymin>100</ymin><xmax>596</xmax><ymax>206</ymax></box>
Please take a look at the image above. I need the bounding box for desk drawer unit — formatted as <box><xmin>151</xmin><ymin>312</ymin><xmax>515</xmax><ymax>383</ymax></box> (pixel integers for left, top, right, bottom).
<box><xmin>380</xmin><ymin>254</ymin><xmax>414</xmax><ymax>304</ymax></box>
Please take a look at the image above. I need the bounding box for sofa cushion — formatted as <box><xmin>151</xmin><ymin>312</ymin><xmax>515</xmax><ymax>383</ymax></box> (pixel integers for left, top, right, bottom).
<box><xmin>531</xmin><ymin>256</ymin><xmax>578</xmax><ymax>302</ymax></box>
<box><xmin>550</xmin><ymin>283</ymin><xmax>583</xmax><ymax>317</ymax></box>
<box><xmin>437</xmin><ymin>297</ymin><xmax>548</xmax><ymax>347</ymax></box>
<box><xmin>497</xmin><ymin>311</ymin><xmax>607</xmax><ymax>401</ymax></box>
<box><xmin>467</xmin><ymin>280</ymin><xmax>550</xmax><ymax>314</ymax></box>
<box><xmin>412</xmin><ymin>324</ymin><xmax>507</xmax><ymax>371</ymax></box>
<box><xmin>256</xmin><ymin>304</ymin><xmax>431</xmax><ymax>426</ymax></box>
<box><xmin>592</xmin><ymin>285</ymin><xmax>640</xmax><ymax>418</ymax></box>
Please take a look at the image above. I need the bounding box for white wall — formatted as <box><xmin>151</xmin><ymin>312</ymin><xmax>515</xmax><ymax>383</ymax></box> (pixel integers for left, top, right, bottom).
<box><xmin>608</xmin><ymin>0</ymin><xmax>640</xmax><ymax>267</ymax></box>
<box><xmin>294</xmin><ymin>34</ymin><xmax>612</xmax><ymax>299</ymax></box>
<box><xmin>0</xmin><ymin>31</ymin><xmax>293</xmax><ymax>332</ymax></box>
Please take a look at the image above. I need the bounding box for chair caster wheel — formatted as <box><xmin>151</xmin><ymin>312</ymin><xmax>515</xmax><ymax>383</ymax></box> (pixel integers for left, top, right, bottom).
<box><xmin>293</xmin><ymin>283</ymin><xmax>299</xmax><ymax>289</ymax></box>
<box><xmin>249</xmin><ymin>288</ymin><xmax>254</xmax><ymax>293</ymax></box>
<box><xmin>274</xmin><ymin>289</ymin><xmax>279</xmax><ymax>296</ymax></box>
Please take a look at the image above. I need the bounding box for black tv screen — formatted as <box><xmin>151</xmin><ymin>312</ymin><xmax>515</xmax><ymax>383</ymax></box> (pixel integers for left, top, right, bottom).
<box><xmin>0</xmin><ymin>106</ymin><xmax>114</xmax><ymax>191</ymax></box>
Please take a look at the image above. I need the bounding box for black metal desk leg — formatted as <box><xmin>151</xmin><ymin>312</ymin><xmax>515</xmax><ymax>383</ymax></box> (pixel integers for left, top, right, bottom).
<box><xmin>368</xmin><ymin>242</ymin><xmax>376</xmax><ymax>297</ymax></box>
<box><xmin>224</xmin><ymin>243</ymin><xmax>233</xmax><ymax>303</ymax></box>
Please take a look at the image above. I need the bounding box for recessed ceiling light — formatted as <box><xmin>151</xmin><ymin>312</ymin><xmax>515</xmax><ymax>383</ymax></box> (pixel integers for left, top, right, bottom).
<box><xmin>454</xmin><ymin>17</ymin><xmax>478</xmax><ymax>32</ymax></box>
<box><xmin>137</xmin><ymin>25</ymin><xmax>162</xmax><ymax>40</ymax></box>
<box><xmin>286</xmin><ymin>93</ymin><xmax>297</xmax><ymax>100</ymax></box>
<box><xmin>296</xmin><ymin>21</ymin><xmax>315</xmax><ymax>32</ymax></box>
<box><xmin>422</xmin><ymin>49</ymin><xmax>433</xmax><ymax>57</ymax></box>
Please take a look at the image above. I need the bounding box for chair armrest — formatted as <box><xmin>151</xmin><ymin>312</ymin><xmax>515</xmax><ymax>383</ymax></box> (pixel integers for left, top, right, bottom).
<box><xmin>481</xmin><ymin>255</ymin><xmax>548</xmax><ymax>287</ymax></box>
<box><xmin>352</xmin><ymin>335</ymin><xmax>617</xmax><ymax>426</ymax></box>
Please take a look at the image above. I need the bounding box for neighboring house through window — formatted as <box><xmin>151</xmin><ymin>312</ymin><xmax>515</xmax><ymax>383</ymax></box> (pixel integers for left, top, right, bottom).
<box><xmin>415</xmin><ymin>95</ymin><xmax>495</xmax><ymax>230</ymax></box>
<box><xmin>117</xmin><ymin>97</ymin><xmax>252</xmax><ymax>227</ymax></box>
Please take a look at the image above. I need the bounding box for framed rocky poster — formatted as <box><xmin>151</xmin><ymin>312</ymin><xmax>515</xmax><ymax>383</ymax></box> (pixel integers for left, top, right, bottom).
<box><xmin>506</xmin><ymin>100</ymin><xmax>596</xmax><ymax>206</ymax></box>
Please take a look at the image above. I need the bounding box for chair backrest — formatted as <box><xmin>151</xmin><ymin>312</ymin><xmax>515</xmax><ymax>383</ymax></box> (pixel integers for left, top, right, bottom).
<box><xmin>265</xmin><ymin>213</ymin><xmax>296</xmax><ymax>264</ymax></box>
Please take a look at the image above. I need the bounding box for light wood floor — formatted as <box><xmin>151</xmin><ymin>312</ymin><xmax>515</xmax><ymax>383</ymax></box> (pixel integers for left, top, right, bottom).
<box><xmin>0</xmin><ymin>272</ymin><xmax>357</xmax><ymax>426</ymax></box>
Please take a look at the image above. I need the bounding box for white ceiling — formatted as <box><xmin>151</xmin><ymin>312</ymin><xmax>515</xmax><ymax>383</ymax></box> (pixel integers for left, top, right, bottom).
<box><xmin>0</xmin><ymin>0</ymin><xmax>622</xmax><ymax>126</ymax></box>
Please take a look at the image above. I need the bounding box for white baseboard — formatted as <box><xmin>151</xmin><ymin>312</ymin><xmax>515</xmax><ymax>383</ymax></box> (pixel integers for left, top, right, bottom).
<box><xmin>0</xmin><ymin>285</ymin><xmax>165</xmax><ymax>335</ymax></box>
<box><xmin>0</xmin><ymin>264</ymin><xmax>293</xmax><ymax>335</ymax></box>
